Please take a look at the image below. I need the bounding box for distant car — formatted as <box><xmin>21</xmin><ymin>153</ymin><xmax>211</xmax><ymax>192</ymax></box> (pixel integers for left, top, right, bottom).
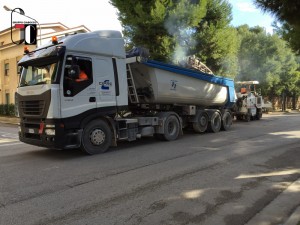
<box><xmin>262</xmin><ymin>100</ymin><xmax>273</xmax><ymax>112</ymax></box>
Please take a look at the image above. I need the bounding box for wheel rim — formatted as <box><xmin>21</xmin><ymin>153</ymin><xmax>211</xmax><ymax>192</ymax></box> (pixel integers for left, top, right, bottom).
<box><xmin>200</xmin><ymin>115</ymin><xmax>208</xmax><ymax>126</ymax></box>
<box><xmin>168</xmin><ymin>121</ymin><xmax>176</xmax><ymax>136</ymax></box>
<box><xmin>90</xmin><ymin>129</ymin><xmax>105</xmax><ymax>145</ymax></box>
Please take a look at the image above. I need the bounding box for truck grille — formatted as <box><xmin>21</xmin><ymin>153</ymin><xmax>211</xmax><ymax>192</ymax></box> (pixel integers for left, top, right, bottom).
<box><xmin>20</xmin><ymin>100</ymin><xmax>45</xmax><ymax>116</ymax></box>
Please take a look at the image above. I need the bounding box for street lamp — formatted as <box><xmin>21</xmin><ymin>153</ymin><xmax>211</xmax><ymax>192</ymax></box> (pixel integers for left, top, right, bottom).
<box><xmin>3</xmin><ymin>5</ymin><xmax>41</xmax><ymax>46</ymax></box>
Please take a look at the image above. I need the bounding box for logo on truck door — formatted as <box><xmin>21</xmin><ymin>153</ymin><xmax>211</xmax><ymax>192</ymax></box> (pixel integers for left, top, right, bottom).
<box><xmin>99</xmin><ymin>80</ymin><xmax>113</xmax><ymax>96</ymax></box>
<box><xmin>99</xmin><ymin>80</ymin><xmax>112</xmax><ymax>90</ymax></box>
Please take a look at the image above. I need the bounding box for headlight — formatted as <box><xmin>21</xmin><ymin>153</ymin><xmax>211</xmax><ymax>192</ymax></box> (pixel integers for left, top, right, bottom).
<box><xmin>45</xmin><ymin>129</ymin><xmax>55</xmax><ymax>136</ymax></box>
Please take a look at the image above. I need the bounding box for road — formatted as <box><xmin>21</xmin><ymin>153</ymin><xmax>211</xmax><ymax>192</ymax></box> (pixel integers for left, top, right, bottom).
<box><xmin>0</xmin><ymin>113</ymin><xmax>300</xmax><ymax>225</ymax></box>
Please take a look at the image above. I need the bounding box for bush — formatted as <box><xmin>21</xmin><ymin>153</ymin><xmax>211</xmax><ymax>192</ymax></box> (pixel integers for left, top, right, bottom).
<box><xmin>0</xmin><ymin>104</ymin><xmax>16</xmax><ymax>116</ymax></box>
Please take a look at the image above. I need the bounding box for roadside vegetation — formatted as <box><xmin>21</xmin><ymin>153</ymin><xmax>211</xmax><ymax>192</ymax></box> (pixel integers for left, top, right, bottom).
<box><xmin>0</xmin><ymin>104</ymin><xmax>15</xmax><ymax>116</ymax></box>
<box><xmin>110</xmin><ymin>0</ymin><xmax>300</xmax><ymax>109</ymax></box>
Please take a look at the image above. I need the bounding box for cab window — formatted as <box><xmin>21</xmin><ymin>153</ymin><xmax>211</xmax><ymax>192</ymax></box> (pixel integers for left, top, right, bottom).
<box><xmin>63</xmin><ymin>56</ymin><xmax>93</xmax><ymax>97</ymax></box>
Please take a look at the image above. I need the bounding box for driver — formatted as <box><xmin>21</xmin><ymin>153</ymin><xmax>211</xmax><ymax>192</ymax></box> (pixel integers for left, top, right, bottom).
<box><xmin>75</xmin><ymin>68</ymin><xmax>88</xmax><ymax>82</ymax></box>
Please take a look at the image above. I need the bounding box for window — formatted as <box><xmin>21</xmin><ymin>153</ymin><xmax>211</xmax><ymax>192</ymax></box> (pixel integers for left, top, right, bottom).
<box><xmin>4</xmin><ymin>63</ymin><xmax>9</xmax><ymax>76</ymax></box>
<box><xmin>5</xmin><ymin>93</ymin><xmax>10</xmax><ymax>105</ymax></box>
<box><xmin>19</xmin><ymin>62</ymin><xmax>58</xmax><ymax>87</ymax></box>
<box><xmin>63</xmin><ymin>55</ymin><xmax>93</xmax><ymax>97</ymax></box>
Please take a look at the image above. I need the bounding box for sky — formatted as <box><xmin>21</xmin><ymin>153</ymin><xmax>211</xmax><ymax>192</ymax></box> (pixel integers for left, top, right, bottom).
<box><xmin>0</xmin><ymin>0</ymin><xmax>122</xmax><ymax>32</ymax></box>
<box><xmin>227</xmin><ymin>0</ymin><xmax>275</xmax><ymax>33</ymax></box>
<box><xmin>0</xmin><ymin>0</ymin><xmax>275</xmax><ymax>34</ymax></box>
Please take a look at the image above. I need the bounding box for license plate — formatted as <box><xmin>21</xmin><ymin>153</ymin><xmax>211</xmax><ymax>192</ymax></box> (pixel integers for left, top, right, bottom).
<box><xmin>28</xmin><ymin>128</ymin><xmax>34</xmax><ymax>134</ymax></box>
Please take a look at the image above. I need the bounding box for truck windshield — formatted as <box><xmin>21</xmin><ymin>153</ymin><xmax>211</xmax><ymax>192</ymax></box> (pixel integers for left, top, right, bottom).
<box><xmin>19</xmin><ymin>62</ymin><xmax>58</xmax><ymax>87</ymax></box>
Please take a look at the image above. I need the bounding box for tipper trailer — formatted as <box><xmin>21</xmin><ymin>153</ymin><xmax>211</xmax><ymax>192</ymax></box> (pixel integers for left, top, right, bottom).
<box><xmin>16</xmin><ymin>30</ymin><xmax>236</xmax><ymax>154</ymax></box>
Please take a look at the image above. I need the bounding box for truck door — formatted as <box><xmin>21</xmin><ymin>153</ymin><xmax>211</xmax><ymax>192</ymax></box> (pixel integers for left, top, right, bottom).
<box><xmin>93</xmin><ymin>57</ymin><xmax>117</xmax><ymax>110</ymax></box>
<box><xmin>61</xmin><ymin>55</ymin><xmax>97</xmax><ymax>119</ymax></box>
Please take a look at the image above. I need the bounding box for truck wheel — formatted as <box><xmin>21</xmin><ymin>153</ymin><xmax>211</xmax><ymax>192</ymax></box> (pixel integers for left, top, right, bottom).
<box><xmin>221</xmin><ymin>111</ymin><xmax>232</xmax><ymax>131</ymax></box>
<box><xmin>162</xmin><ymin>115</ymin><xmax>180</xmax><ymax>141</ymax></box>
<box><xmin>81</xmin><ymin>119</ymin><xmax>112</xmax><ymax>155</ymax></box>
<box><xmin>256</xmin><ymin>109</ymin><xmax>262</xmax><ymax>120</ymax></box>
<box><xmin>208</xmin><ymin>111</ymin><xmax>221</xmax><ymax>133</ymax></box>
<box><xmin>193</xmin><ymin>111</ymin><xmax>208</xmax><ymax>133</ymax></box>
<box><xmin>245</xmin><ymin>114</ymin><xmax>251</xmax><ymax>122</ymax></box>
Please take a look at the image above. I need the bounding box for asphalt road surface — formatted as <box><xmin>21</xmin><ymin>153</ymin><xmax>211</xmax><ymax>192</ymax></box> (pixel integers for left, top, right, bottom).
<box><xmin>0</xmin><ymin>113</ymin><xmax>300</xmax><ymax>225</ymax></box>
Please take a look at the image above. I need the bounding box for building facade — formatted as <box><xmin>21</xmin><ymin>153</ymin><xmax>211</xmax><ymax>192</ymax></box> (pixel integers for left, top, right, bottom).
<box><xmin>0</xmin><ymin>23</ymin><xmax>90</xmax><ymax>104</ymax></box>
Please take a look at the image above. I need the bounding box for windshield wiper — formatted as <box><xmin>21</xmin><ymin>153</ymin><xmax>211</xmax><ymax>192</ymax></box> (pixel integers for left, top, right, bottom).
<box><xmin>20</xmin><ymin>80</ymin><xmax>29</xmax><ymax>87</ymax></box>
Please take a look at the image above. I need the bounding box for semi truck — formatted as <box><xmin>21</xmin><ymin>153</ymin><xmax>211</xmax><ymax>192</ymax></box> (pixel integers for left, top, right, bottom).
<box><xmin>16</xmin><ymin>30</ymin><xmax>236</xmax><ymax>154</ymax></box>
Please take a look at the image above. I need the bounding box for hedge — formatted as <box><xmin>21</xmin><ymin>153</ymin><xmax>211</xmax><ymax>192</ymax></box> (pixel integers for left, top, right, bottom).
<box><xmin>0</xmin><ymin>104</ymin><xmax>16</xmax><ymax>116</ymax></box>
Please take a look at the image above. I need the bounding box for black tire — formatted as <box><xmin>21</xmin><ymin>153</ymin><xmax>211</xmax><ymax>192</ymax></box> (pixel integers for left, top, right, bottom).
<box><xmin>221</xmin><ymin>111</ymin><xmax>232</xmax><ymax>131</ymax></box>
<box><xmin>245</xmin><ymin>114</ymin><xmax>251</xmax><ymax>122</ymax></box>
<box><xmin>80</xmin><ymin>119</ymin><xmax>112</xmax><ymax>155</ymax></box>
<box><xmin>208</xmin><ymin>111</ymin><xmax>222</xmax><ymax>133</ymax></box>
<box><xmin>193</xmin><ymin>111</ymin><xmax>209</xmax><ymax>133</ymax></box>
<box><xmin>256</xmin><ymin>109</ymin><xmax>262</xmax><ymax>120</ymax></box>
<box><xmin>162</xmin><ymin>115</ymin><xmax>180</xmax><ymax>141</ymax></box>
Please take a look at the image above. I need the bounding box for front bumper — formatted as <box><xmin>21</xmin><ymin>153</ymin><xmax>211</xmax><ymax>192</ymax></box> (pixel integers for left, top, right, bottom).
<box><xmin>19</xmin><ymin>119</ymin><xmax>82</xmax><ymax>149</ymax></box>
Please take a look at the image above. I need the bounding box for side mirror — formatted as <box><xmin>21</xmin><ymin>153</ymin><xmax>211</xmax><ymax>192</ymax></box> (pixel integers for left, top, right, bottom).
<box><xmin>68</xmin><ymin>65</ymin><xmax>80</xmax><ymax>79</ymax></box>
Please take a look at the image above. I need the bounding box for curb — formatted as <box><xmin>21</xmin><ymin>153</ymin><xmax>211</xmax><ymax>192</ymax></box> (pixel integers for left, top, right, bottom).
<box><xmin>284</xmin><ymin>206</ymin><xmax>300</xmax><ymax>225</ymax></box>
<box><xmin>245</xmin><ymin>178</ymin><xmax>300</xmax><ymax>225</ymax></box>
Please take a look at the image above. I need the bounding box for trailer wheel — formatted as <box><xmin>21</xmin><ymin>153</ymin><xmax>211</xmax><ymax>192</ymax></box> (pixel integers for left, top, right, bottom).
<box><xmin>208</xmin><ymin>111</ymin><xmax>221</xmax><ymax>133</ymax></box>
<box><xmin>221</xmin><ymin>111</ymin><xmax>232</xmax><ymax>131</ymax></box>
<box><xmin>193</xmin><ymin>111</ymin><xmax>209</xmax><ymax>133</ymax></box>
<box><xmin>81</xmin><ymin>119</ymin><xmax>112</xmax><ymax>155</ymax></box>
<box><xmin>162</xmin><ymin>115</ymin><xmax>180</xmax><ymax>141</ymax></box>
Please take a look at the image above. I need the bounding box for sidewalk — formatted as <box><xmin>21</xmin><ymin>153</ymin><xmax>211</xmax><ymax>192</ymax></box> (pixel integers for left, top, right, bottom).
<box><xmin>264</xmin><ymin>109</ymin><xmax>300</xmax><ymax>115</ymax></box>
<box><xmin>245</xmin><ymin>177</ymin><xmax>300</xmax><ymax>225</ymax></box>
<box><xmin>0</xmin><ymin>116</ymin><xmax>19</xmax><ymax>125</ymax></box>
<box><xmin>285</xmin><ymin>205</ymin><xmax>300</xmax><ymax>225</ymax></box>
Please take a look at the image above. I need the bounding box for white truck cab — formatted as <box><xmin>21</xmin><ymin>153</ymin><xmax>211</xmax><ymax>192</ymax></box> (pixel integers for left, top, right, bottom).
<box><xmin>17</xmin><ymin>31</ymin><xmax>128</xmax><ymax>152</ymax></box>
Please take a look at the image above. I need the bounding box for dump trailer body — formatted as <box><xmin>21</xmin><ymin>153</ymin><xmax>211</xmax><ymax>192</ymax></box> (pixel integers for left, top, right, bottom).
<box><xmin>128</xmin><ymin>59</ymin><xmax>235</xmax><ymax>108</ymax></box>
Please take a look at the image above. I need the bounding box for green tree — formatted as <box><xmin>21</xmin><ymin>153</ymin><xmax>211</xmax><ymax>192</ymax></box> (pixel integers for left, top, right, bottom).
<box><xmin>237</xmin><ymin>25</ymin><xmax>300</xmax><ymax>100</ymax></box>
<box><xmin>254</xmin><ymin>0</ymin><xmax>300</xmax><ymax>26</ymax></box>
<box><xmin>254</xmin><ymin>0</ymin><xmax>300</xmax><ymax>54</ymax></box>
<box><xmin>273</xmin><ymin>22</ymin><xmax>300</xmax><ymax>55</ymax></box>
<box><xmin>193</xmin><ymin>0</ymin><xmax>239</xmax><ymax>77</ymax></box>
<box><xmin>110</xmin><ymin>0</ymin><xmax>207</xmax><ymax>61</ymax></box>
<box><xmin>111</xmin><ymin>0</ymin><xmax>239</xmax><ymax>77</ymax></box>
